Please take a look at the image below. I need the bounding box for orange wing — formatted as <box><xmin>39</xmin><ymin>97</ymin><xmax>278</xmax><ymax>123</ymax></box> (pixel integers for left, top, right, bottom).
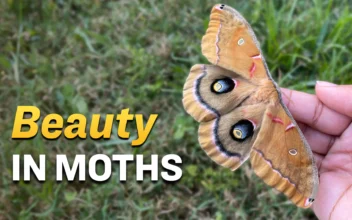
<box><xmin>251</xmin><ymin>104</ymin><xmax>319</xmax><ymax>208</ymax></box>
<box><xmin>202</xmin><ymin>4</ymin><xmax>268</xmax><ymax>80</ymax></box>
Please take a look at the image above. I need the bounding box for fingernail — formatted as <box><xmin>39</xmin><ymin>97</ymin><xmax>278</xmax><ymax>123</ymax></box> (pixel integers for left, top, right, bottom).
<box><xmin>316</xmin><ymin>81</ymin><xmax>337</xmax><ymax>87</ymax></box>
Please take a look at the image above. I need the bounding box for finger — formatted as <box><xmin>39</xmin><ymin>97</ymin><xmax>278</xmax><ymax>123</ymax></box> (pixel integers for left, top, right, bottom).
<box><xmin>297</xmin><ymin>122</ymin><xmax>308</xmax><ymax>133</ymax></box>
<box><xmin>340</xmin><ymin>121</ymin><xmax>352</xmax><ymax>140</ymax></box>
<box><xmin>281</xmin><ymin>88</ymin><xmax>350</xmax><ymax>136</ymax></box>
<box><xmin>316</xmin><ymin>82</ymin><xmax>352</xmax><ymax>118</ymax></box>
<box><xmin>328</xmin><ymin>122</ymin><xmax>352</xmax><ymax>155</ymax></box>
<box><xmin>313</xmin><ymin>171</ymin><xmax>352</xmax><ymax>220</ymax></box>
<box><xmin>300</xmin><ymin>125</ymin><xmax>335</xmax><ymax>155</ymax></box>
<box><xmin>297</xmin><ymin>122</ymin><xmax>333</xmax><ymax>155</ymax></box>
<box><xmin>313</xmin><ymin>152</ymin><xmax>323</xmax><ymax>172</ymax></box>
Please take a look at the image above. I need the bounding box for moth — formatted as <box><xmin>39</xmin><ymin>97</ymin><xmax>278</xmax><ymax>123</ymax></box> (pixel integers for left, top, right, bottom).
<box><xmin>182</xmin><ymin>4</ymin><xmax>319</xmax><ymax>208</ymax></box>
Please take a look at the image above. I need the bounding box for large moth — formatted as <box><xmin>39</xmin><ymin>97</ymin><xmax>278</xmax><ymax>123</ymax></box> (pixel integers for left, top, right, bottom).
<box><xmin>182</xmin><ymin>4</ymin><xmax>319</xmax><ymax>208</ymax></box>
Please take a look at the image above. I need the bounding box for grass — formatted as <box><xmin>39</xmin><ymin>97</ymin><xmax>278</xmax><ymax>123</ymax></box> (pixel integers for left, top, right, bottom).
<box><xmin>1</xmin><ymin>0</ymin><xmax>352</xmax><ymax>219</ymax></box>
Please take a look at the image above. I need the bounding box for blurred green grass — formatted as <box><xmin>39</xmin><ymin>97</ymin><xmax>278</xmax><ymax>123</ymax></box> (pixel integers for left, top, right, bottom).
<box><xmin>1</xmin><ymin>0</ymin><xmax>351</xmax><ymax>219</ymax></box>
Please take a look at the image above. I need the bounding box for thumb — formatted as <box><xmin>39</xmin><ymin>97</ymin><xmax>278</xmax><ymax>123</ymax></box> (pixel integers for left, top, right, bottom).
<box><xmin>315</xmin><ymin>81</ymin><xmax>352</xmax><ymax>118</ymax></box>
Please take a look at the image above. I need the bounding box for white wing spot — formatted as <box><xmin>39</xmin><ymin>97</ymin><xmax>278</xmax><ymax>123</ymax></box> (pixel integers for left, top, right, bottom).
<box><xmin>238</xmin><ymin>38</ymin><xmax>245</xmax><ymax>46</ymax></box>
<box><xmin>289</xmin><ymin>149</ymin><xmax>298</xmax><ymax>156</ymax></box>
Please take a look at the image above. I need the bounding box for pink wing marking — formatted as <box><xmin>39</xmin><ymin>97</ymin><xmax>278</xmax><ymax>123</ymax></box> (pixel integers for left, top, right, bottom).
<box><xmin>249</xmin><ymin>63</ymin><xmax>256</xmax><ymax>78</ymax></box>
<box><xmin>251</xmin><ymin>54</ymin><xmax>262</xmax><ymax>60</ymax></box>
<box><xmin>241</xmin><ymin>108</ymin><xmax>247</xmax><ymax>115</ymax></box>
<box><xmin>248</xmin><ymin>119</ymin><xmax>257</xmax><ymax>130</ymax></box>
<box><xmin>267</xmin><ymin>112</ymin><xmax>284</xmax><ymax>125</ymax></box>
<box><xmin>232</xmin><ymin>79</ymin><xmax>238</xmax><ymax>88</ymax></box>
<box><xmin>285</xmin><ymin>122</ymin><xmax>295</xmax><ymax>131</ymax></box>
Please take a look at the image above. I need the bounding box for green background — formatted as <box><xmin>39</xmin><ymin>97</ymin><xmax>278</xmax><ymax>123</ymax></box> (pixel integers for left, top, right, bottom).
<box><xmin>1</xmin><ymin>0</ymin><xmax>351</xmax><ymax>219</ymax></box>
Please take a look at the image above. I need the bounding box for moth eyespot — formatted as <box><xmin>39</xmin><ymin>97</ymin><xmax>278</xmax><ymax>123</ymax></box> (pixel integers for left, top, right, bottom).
<box><xmin>238</xmin><ymin>38</ymin><xmax>245</xmax><ymax>46</ymax></box>
<box><xmin>211</xmin><ymin>78</ymin><xmax>235</xmax><ymax>94</ymax></box>
<box><xmin>289</xmin><ymin>149</ymin><xmax>298</xmax><ymax>156</ymax></box>
<box><xmin>230</xmin><ymin>120</ymin><xmax>254</xmax><ymax>142</ymax></box>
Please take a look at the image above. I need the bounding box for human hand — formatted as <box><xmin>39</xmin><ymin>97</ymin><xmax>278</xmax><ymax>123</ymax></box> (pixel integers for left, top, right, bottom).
<box><xmin>281</xmin><ymin>82</ymin><xmax>352</xmax><ymax>220</ymax></box>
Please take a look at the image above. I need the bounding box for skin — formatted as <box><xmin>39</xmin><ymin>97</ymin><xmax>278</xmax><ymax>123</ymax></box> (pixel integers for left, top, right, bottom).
<box><xmin>281</xmin><ymin>81</ymin><xmax>352</xmax><ymax>220</ymax></box>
